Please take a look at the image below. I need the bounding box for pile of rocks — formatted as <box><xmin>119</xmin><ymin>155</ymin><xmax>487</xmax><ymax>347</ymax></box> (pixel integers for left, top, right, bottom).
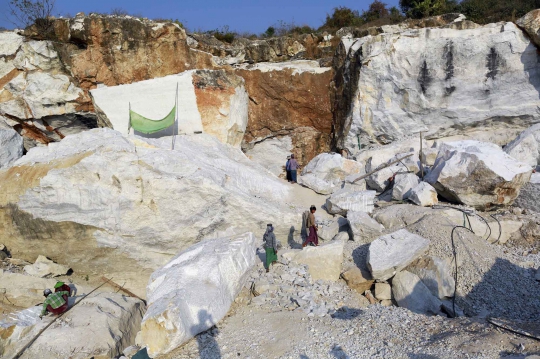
<box><xmin>247</xmin><ymin>250</ymin><xmax>367</xmax><ymax>318</ymax></box>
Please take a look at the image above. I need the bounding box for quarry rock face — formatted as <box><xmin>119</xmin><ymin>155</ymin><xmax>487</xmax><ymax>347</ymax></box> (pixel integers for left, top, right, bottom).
<box><xmin>91</xmin><ymin>69</ymin><xmax>248</xmax><ymax>147</ymax></box>
<box><xmin>189</xmin><ymin>33</ymin><xmax>336</xmax><ymax>65</ymax></box>
<box><xmin>0</xmin><ymin>121</ymin><xmax>23</xmax><ymax>168</ymax></box>
<box><xmin>0</xmin><ymin>129</ymin><xmax>297</xmax><ymax>296</ymax></box>
<box><xmin>0</xmin><ymin>33</ymin><xmax>98</xmax><ymax>150</ymax></box>
<box><xmin>333</xmin><ymin>21</ymin><xmax>540</xmax><ymax>155</ymax></box>
<box><xmin>426</xmin><ymin>141</ymin><xmax>532</xmax><ymax>209</ymax></box>
<box><xmin>238</xmin><ymin>61</ymin><xmax>334</xmax><ymax>166</ymax></box>
<box><xmin>0</xmin><ymin>292</ymin><xmax>145</xmax><ymax>359</ymax></box>
<box><xmin>140</xmin><ymin>233</ymin><xmax>256</xmax><ymax>357</ymax></box>
<box><xmin>29</xmin><ymin>15</ymin><xmax>217</xmax><ymax>92</ymax></box>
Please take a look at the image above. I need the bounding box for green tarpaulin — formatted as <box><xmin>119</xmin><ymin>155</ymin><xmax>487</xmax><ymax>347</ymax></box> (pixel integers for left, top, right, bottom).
<box><xmin>129</xmin><ymin>105</ymin><xmax>176</xmax><ymax>134</ymax></box>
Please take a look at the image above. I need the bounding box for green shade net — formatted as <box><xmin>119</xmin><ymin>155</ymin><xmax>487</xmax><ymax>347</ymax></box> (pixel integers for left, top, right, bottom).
<box><xmin>129</xmin><ymin>105</ymin><xmax>176</xmax><ymax>134</ymax></box>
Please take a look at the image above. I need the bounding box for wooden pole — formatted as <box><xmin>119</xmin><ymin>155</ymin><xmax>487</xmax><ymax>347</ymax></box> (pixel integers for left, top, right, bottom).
<box><xmin>12</xmin><ymin>278</ymin><xmax>113</xmax><ymax>359</ymax></box>
<box><xmin>352</xmin><ymin>153</ymin><xmax>414</xmax><ymax>184</ymax></box>
<box><xmin>100</xmin><ymin>276</ymin><xmax>146</xmax><ymax>305</ymax></box>
<box><xmin>420</xmin><ymin>131</ymin><xmax>424</xmax><ymax>180</ymax></box>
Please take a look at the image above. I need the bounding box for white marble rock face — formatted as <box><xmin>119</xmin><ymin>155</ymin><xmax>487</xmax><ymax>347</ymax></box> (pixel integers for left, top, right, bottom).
<box><xmin>336</xmin><ymin>22</ymin><xmax>540</xmax><ymax>155</ymax></box>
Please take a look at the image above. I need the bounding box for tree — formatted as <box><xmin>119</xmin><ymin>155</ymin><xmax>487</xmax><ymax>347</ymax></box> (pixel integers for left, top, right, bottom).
<box><xmin>322</xmin><ymin>7</ymin><xmax>361</xmax><ymax>29</ymax></box>
<box><xmin>362</xmin><ymin>0</ymin><xmax>390</xmax><ymax>22</ymax></box>
<box><xmin>264</xmin><ymin>26</ymin><xmax>275</xmax><ymax>38</ymax></box>
<box><xmin>8</xmin><ymin>0</ymin><xmax>56</xmax><ymax>31</ymax></box>
<box><xmin>399</xmin><ymin>0</ymin><xmax>456</xmax><ymax>19</ymax></box>
<box><xmin>459</xmin><ymin>0</ymin><xmax>540</xmax><ymax>24</ymax></box>
<box><xmin>110</xmin><ymin>8</ymin><xmax>129</xmax><ymax>16</ymax></box>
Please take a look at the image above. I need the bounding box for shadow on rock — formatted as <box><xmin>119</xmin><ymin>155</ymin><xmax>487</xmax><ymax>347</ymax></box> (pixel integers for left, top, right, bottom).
<box><xmin>192</xmin><ymin>309</ymin><xmax>222</xmax><ymax>359</ymax></box>
<box><xmin>330</xmin><ymin>306</ymin><xmax>363</xmax><ymax>320</ymax></box>
<box><xmin>289</xmin><ymin>225</ymin><xmax>303</xmax><ymax>249</ymax></box>
<box><xmin>351</xmin><ymin>243</ymin><xmax>371</xmax><ymax>273</ymax></box>
<box><xmin>460</xmin><ymin>257</ymin><xmax>540</xmax><ymax>321</ymax></box>
<box><xmin>330</xmin><ymin>344</ymin><xmax>350</xmax><ymax>358</ymax></box>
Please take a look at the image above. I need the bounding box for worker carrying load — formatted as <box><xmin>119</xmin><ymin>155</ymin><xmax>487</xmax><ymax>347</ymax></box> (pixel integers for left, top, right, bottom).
<box><xmin>40</xmin><ymin>288</ymin><xmax>70</xmax><ymax>319</ymax></box>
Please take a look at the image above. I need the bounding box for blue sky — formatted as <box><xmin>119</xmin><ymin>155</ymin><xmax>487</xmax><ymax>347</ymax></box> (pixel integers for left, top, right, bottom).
<box><xmin>1</xmin><ymin>0</ymin><xmax>401</xmax><ymax>33</ymax></box>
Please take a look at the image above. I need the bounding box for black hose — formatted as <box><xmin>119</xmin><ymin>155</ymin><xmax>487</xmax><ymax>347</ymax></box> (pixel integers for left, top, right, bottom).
<box><xmin>450</xmin><ymin>225</ymin><xmax>473</xmax><ymax>318</ymax></box>
<box><xmin>432</xmin><ymin>204</ymin><xmax>492</xmax><ymax>241</ymax></box>
<box><xmin>490</xmin><ymin>213</ymin><xmax>502</xmax><ymax>243</ymax></box>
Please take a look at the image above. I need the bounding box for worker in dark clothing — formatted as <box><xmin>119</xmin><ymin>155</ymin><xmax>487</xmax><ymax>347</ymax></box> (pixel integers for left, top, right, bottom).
<box><xmin>263</xmin><ymin>223</ymin><xmax>278</xmax><ymax>272</ymax></box>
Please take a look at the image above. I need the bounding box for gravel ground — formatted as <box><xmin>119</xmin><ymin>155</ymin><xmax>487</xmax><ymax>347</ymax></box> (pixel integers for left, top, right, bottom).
<box><xmin>168</xmin><ymin>304</ymin><xmax>540</xmax><ymax>359</ymax></box>
<box><xmin>165</xmin><ymin>201</ymin><xmax>540</xmax><ymax>359</ymax></box>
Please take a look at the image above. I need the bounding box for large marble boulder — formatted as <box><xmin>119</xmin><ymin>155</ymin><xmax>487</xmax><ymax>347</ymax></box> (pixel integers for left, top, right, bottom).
<box><xmin>281</xmin><ymin>240</ymin><xmax>344</xmax><ymax>281</ymax></box>
<box><xmin>91</xmin><ymin>69</ymin><xmax>248</xmax><ymax>147</ymax></box>
<box><xmin>504</xmin><ymin>123</ymin><xmax>540</xmax><ymax>168</ymax></box>
<box><xmin>406</xmin><ymin>256</ymin><xmax>455</xmax><ymax>299</ymax></box>
<box><xmin>299</xmin><ymin>153</ymin><xmax>363</xmax><ymax>194</ymax></box>
<box><xmin>347</xmin><ymin>210</ymin><xmax>384</xmax><ymax>242</ymax></box>
<box><xmin>0</xmin><ymin>292</ymin><xmax>145</xmax><ymax>359</ymax></box>
<box><xmin>425</xmin><ymin>140</ymin><xmax>532</xmax><ymax>209</ymax></box>
<box><xmin>0</xmin><ymin>129</ymin><xmax>297</xmax><ymax>296</ymax></box>
<box><xmin>139</xmin><ymin>233</ymin><xmax>257</xmax><ymax>357</ymax></box>
<box><xmin>325</xmin><ymin>189</ymin><xmax>376</xmax><ymax>215</ymax></box>
<box><xmin>367</xmin><ymin>229</ymin><xmax>430</xmax><ymax>281</ymax></box>
<box><xmin>333</xmin><ymin>21</ymin><xmax>540</xmax><ymax>155</ymax></box>
<box><xmin>391</xmin><ymin>270</ymin><xmax>443</xmax><ymax>316</ymax></box>
<box><xmin>0</xmin><ymin>121</ymin><xmax>23</xmax><ymax>168</ymax></box>
<box><xmin>517</xmin><ymin>9</ymin><xmax>540</xmax><ymax>48</ymax></box>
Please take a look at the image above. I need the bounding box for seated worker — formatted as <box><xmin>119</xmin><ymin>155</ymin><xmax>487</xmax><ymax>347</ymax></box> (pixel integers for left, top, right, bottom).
<box><xmin>54</xmin><ymin>281</ymin><xmax>71</xmax><ymax>295</ymax></box>
<box><xmin>40</xmin><ymin>288</ymin><xmax>70</xmax><ymax>319</ymax></box>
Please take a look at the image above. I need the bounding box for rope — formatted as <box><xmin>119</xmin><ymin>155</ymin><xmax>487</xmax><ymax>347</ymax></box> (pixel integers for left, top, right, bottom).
<box><xmin>12</xmin><ymin>278</ymin><xmax>113</xmax><ymax>359</ymax></box>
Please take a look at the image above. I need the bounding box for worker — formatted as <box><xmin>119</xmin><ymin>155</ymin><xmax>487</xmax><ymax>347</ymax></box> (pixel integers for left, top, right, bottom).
<box><xmin>302</xmin><ymin>205</ymin><xmax>318</xmax><ymax>247</ymax></box>
<box><xmin>40</xmin><ymin>288</ymin><xmax>70</xmax><ymax>319</ymax></box>
<box><xmin>263</xmin><ymin>223</ymin><xmax>278</xmax><ymax>273</ymax></box>
<box><xmin>285</xmin><ymin>156</ymin><xmax>292</xmax><ymax>182</ymax></box>
<box><xmin>288</xmin><ymin>154</ymin><xmax>299</xmax><ymax>184</ymax></box>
